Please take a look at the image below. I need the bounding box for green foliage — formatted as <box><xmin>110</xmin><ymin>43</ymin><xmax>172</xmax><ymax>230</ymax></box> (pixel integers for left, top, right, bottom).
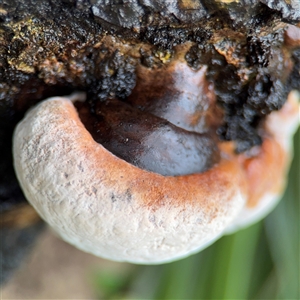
<box><xmin>91</xmin><ymin>270</ymin><xmax>132</xmax><ymax>299</ymax></box>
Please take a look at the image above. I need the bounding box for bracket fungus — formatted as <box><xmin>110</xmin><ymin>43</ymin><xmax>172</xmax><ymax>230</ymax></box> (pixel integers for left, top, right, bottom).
<box><xmin>14</xmin><ymin>92</ymin><xmax>246</xmax><ymax>263</ymax></box>
<box><xmin>13</xmin><ymin>90</ymin><xmax>299</xmax><ymax>264</ymax></box>
<box><xmin>1</xmin><ymin>0</ymin><xmax>300</xmax><ymax>264</ymax></box>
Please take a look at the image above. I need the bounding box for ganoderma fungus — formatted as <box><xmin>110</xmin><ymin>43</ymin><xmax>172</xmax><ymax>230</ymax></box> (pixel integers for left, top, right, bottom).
<box><xmin>13</xmin><ymin>86</ymin><xmax>299</xmax><ymax>263</ymax></box>
<box><xmin>13</xmin><ymin>89</ymin><xmax>247</xmax><ymax>264</ymax></box>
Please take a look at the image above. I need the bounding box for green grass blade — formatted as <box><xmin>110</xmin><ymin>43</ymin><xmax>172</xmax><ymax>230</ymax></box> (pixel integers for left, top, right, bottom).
<box><xmin>264</xmin><ymin>127</ymin><xmax>300</xmax><ymax>299</ymax></box>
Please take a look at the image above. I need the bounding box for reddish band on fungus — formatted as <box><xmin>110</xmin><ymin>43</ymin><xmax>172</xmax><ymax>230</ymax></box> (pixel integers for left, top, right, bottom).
<box><xmin>13</xmin><ymin>95</ymin><xmax>248</xmax><ymax>263</ymax></box>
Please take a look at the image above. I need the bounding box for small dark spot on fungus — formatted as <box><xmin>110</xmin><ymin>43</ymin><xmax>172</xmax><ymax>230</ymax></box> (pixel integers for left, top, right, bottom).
<box><xmin>125</xmin><ymin>189</ymin><xmax>132</xmax><ymax>203</ymax></box>
<box><xmin>110</xmin><ymin>193</ymin><xmax>116</xmax><ymax>203</ymax></box>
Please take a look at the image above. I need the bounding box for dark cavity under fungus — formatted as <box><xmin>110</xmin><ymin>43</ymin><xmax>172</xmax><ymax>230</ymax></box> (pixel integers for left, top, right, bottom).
<box><xmin>75</xmin><ymin>99</ymin><xmax>220</xmax><ymax>177</ymax></box>
<box><xmin>75</xmin><ymin>61</ymin><xmax>221</xmax><ymax>176</ymax></box>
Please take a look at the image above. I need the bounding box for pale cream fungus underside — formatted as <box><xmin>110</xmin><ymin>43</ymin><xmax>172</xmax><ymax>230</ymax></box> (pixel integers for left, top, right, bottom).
<box><xmin>13</xmin><ymin>90</ymin><xmax>299</xmax><ymax>263</ymax></box>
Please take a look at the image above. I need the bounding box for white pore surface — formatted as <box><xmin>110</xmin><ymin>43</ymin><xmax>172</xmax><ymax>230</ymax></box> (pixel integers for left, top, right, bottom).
<box><xmin>13</xmin><ymin>95</ymin><xmax>246</xmax><ymax>264</ymax></box>
<box><xmin>225</xmin><ymin>193</ymin><xmax>280</xmax><ymax>234</ymax></box>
